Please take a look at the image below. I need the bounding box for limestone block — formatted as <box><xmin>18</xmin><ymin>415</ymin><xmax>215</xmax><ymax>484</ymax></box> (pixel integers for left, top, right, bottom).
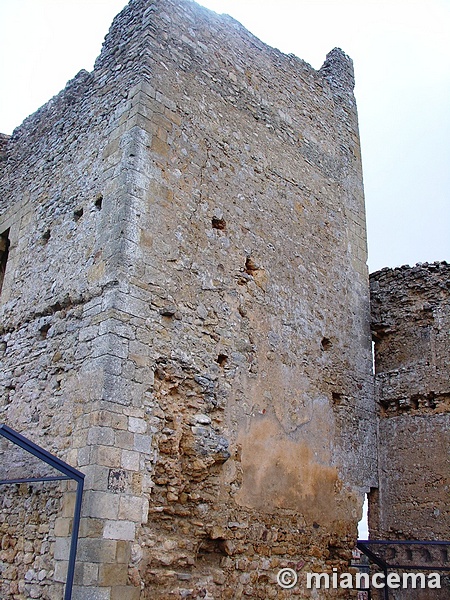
<box><xmin>98</xmin><ymin>563</ymin><xmax>128</xmax><ymax>586</ymax></box>
<box><xmin>87</xmin><ymin>426</ymin><xmax>115</xmax><ymax>446</ymax></box>
<box><xmin>103</xmin><ymin>520</ymin><xmax>136</xmax><ymax>541</ymax></box>
<box><xmin>128</xmin><ymin>416</ymin><xmax>147</xmax><ymax>433</ymax></box>
<box><xmin>53</xmin><ymin>537</ymin><xmax>71</xmax><ymax>561</ymax></box>
<box><xmin>121</xmin><ymin>449</ymin><xmax>140</xmax><ymax>471</ymax></box>
<box><xmin>110</xmin><ymin>586</ymin><xmax>141</xmax><ymax>600</ymax></box>
<box><xmin>72</xmin><ymin>586</ymin><xmax>111</xmax><ymax>600</ymax></box>
<box><xmin>118</xmin><ymin>495</ymin><xmax>145</xmax><ymax>522</ymax></box>
<box><xmin>76</xmin><ymin>539</ymin><xmax>117</xmax><ymax>564</ymax></box>
<box><xmin>54</xmin><ymin>517</ymin><xmax>71</xmax><ymax>537</ymax></box>
<box><xmin>74</xmin><ymin>561</ymin><xmax>100</xmax><ymax>586</ymax></box>
<box><xmin>82</xmin><ymin>464</ymin><xmax>110</xmax><ymax>491</ymax></box>
<box><xmin>82</xmin><ymin>491</ymin><xmax>119</xmax><ymax>520</ymax></box>
<box><xmin>53</xmin><ymin>560</ymin><xmax>68</xmax><ymax>584</ymax></box>
<box><xmin>133</xmin><ymin>433</ymin><xmax>152</xmax><ymax>454</ymax></box>
<box><xmin>92</xmin><ymin>445</ymin><xmax>122</xmax><ymax>468</ymax></box>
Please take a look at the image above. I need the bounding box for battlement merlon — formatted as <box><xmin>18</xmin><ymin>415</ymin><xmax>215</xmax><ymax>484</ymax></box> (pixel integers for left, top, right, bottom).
<box><xmin>320</xmin><ymin>47</ymin><xmax>356</xmax><ymax>92</ymax></box>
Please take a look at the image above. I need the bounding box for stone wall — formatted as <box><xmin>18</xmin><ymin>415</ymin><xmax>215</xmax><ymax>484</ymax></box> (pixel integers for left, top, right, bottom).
<box><xmin>370</xmin><ymin>262</ymin><xmax>450</xmax><ymax>541</ymax></box>
<box><xmin>0</xmin><ymin>481</ymin><xmax>63</xmax><ymax>600</ymax></box>
<box><xmin>0</xmin><ymin>0</ymin><xmax>376</xmax><ymax>598</ymax></box>
<box><xmin>369</xmin><ymin>262</ymin><xmax>450</xmax><ymax>599</ymax></box>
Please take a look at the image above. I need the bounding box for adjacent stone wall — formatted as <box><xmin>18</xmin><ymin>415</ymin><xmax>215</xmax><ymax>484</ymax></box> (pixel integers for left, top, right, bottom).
<box><xmin>370</xmin><ymin>262</ymin><xmax>450</xmax><ymax>599</ymax></box>
<box><xmin>0</xmin><ymin>481</ymin><xmax>63</xmax><ymax>600</ymax></box>
<box><xmin>1</xmin><ymin>0</ymin><xmax>376</xmax><ymax>598</ymax></box>
<box><xmin>370</xmin><ymin>262</ymin><xmax>450</xmax><ymax>541</ymax></box>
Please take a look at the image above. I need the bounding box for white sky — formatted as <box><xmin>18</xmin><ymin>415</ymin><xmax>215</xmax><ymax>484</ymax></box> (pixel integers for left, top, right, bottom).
<box><xmin>0</xmin><ymin>0</ymin><xmax>449</xmax><ymax>272</ymax></box>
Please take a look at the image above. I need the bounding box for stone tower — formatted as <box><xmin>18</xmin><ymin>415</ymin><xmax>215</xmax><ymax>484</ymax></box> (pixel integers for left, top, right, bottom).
<box><xmin>370</xmin><ymin>263</ymin><xmax>450</xmax><ymax>541</ymax></box>
<box><xmin>0</xmin><ymin>0</ymin><xmax>376</xmax><ymax>598</ymax></box>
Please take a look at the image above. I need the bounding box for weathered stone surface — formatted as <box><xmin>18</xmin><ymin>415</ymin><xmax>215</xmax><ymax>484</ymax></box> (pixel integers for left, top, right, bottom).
<box><xmin>0</xmin><ymin>0</ymin><xmax>377</xmax><ymax>598</ymax></box>
<box><xmin>370</xmin><ymin>262</ymin><xmax>450</xmax><ymax>541</ymax></box>
<box><xmin>0</xmin><ymin>479</ymin><xmax>63</xmax><ymax>599</ymax></box>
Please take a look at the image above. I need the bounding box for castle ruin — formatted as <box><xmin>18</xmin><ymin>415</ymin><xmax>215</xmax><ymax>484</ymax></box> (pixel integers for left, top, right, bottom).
<box><xmin>370</xmin><ymin>263</ymin><xmax>450</xmax><ymax>542</ymax></box>
<box><xmin>0</xmin><ymin>0</ymin><xmax>448</xmax><ymax>598</ymax></box>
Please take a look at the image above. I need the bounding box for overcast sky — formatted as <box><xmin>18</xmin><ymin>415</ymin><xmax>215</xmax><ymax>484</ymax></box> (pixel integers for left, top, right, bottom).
<box><xmin>0</xmin><ymin>0</ymin><xmax>448</xmax><ymax>273</ymax></box>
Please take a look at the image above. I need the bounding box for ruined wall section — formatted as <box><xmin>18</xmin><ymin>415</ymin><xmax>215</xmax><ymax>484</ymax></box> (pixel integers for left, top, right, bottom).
<box><xmin>370</xmin><ymin>262</ymin><xmax>450</xmax><ymax>540</ymax></box>
<box><xmin>1</xmin><ymin>0</ymin><xmax>376</xmax><ymax>598</ymax></box>
<box><xmin>0</xmin><ymin>3</ymin><xmax>161</xmax><ymax>598</ymax></box>
<box><xmin>98</xmin><ymin>0</ymin><xmax>377</xmax><ymax>596</ymax></box>
<box><xmin>0</xmin><ymin>0</ymin><xmax>153</xmax><ymax>491</ymax></box>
